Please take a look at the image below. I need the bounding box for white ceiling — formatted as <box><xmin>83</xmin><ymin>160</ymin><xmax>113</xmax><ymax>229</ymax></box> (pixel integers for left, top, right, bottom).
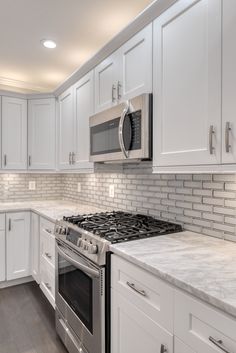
<box><xmin>0</xmin><ymin>0</ymin><xmax>153</xmax><ymax>93</ymax></box>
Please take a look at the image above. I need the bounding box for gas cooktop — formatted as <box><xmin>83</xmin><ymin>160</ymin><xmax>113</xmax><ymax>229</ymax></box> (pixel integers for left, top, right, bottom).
<box><xmin>63</xmin><ymin>211</ymin><xmax>182</xmax><ymax>243</ymax></box>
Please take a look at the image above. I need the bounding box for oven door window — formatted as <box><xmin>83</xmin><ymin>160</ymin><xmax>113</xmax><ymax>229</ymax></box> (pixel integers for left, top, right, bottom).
<box><xmin>90</xmin><ymin>117</ymin><xmax>121</xmax><ymax>155</ymax></box>
<box><xmin>58</xmin><ymin>254</ymin><xmax>93</xmax><ymax>333</ymax></box>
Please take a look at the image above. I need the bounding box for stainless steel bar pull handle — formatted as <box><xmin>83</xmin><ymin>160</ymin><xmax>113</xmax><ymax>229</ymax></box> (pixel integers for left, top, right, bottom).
<box><xmin>4</xmin><ymin>155</ymin><xmax>7</xmax><ymax>167</ymax></box>
<box><xmin>117</xmin><ymin>81</ymin><xmax>122</xmax><ymax>100</ymax></box>
<box><xmin>160</xmin><ymin>344</ymin><xmax>167</xmax><ymax>353</ymax></box>
<box><xmin>8</xmin><ymin>218</ymin><xmax>11</xmax><ymax>231</ymax></box>
<box><xmin>225</xmin><ymin>122</ymin><xmax>231</xmax><ymax>153</ymax></box>
<box><xmin>69</xmin><ymin>152</ymin><xmax>72</xmax><ymax>165</ymax></box>
<box><xmin>118</xmin><ymin>105</ymin><xmax>129</xmax><ymax>158</ymax></box>
<box><xmin>209</xmin><ymin>336</ymin><xmax>231</xmax><ymax>353</ymax></box>
<box><xmin>126</xmin><ymin>281</ymin><xmax>146</xmax><ymax>297</ymax></box>
<box><xmin>112</xmin><ymin>84</ymin><xmax>116</xmax><ymax>102</ymax></box>
<box><xmin>45</xmin><ymin>252</ymin><xmax>52</xmax><ymax>259</ymax></box>
<box><xmin>28</xmin><ymin>155</ymin><xmax>31</xmax><ymax>167</ymax></box>
<box><xmin>209</xmin><ymin>125</ymin><xmax>215</xmax><ymax>155</ymax></box>
<box><xmin>72</xmin><ymin>152</ymin><xmax>75</xmax><ymax>164</ymax></box>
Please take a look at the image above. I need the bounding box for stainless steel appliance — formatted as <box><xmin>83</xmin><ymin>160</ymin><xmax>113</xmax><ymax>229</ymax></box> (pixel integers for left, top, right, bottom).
<box><xmin>55</xmin><ymin>211</ymin><xmax>182</xmax><ymax>353</ymax></box>
<box><xmin>89</xmin><ymin>93</ymin><xmax>152</xmax><ymax>163</ymax></box>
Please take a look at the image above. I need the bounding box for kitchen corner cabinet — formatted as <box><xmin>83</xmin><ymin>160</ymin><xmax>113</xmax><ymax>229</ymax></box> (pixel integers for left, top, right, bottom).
<box><xmin>94</xmin><ymin>23</ymin><xmax>152</xmax><ymax>113</ymax></box>
<box><xmin>2</xmin><ymin>96</ymin><xmax>27</xmax><ymax>170</ymax></box>
<box><xmin>31</xmin><ymin>212</ymin><xmax>40</xmax><ymax>284</ymax></box>
<box><xmin>6</xmin><ymin>212</ymin><xmax>30</xmax><ymax>281</ymax></box>
<box><xmin>222</xmin><ymin>0</ymin><xmax>236</xmax><ymax>163</ymax></box>
<box><xmin>0</xmin><ymin>214</ymin><xmax>5</xmax><ymax>282</ymax></box>
<box><xmin>58</xmin><ymin>87</ymin><xmax>76</xmax><ymax>169</ymax></box>
<box><xmin>153</xmin><ymin>0</ymin><xmax>221</xmax><ymax>167</ymax></box>
<box><xmin>28</xmin><ymin>98</ymin><xmax>56</xmax><ymax>170</ymax></box>
<box><xmin>73</xmin><ymin>71</ymin><xmax>94</xmax><ymax>170</ymax></box>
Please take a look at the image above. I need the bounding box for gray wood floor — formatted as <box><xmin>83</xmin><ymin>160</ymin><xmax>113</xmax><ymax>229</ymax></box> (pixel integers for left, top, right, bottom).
<box><xmin>0</xmin><ymin>282</ymin><xmax>68</xmax><ymax>353</ymax></box>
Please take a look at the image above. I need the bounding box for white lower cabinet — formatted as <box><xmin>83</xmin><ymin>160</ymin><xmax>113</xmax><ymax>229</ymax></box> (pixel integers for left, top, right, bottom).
<box><xmin>174</xmin><ymin>290</ymin><xmax>236</xmax><ymax>353</ymax></box>
<box><xmin>31</xmin><ymin>212</ymin><xmax>40</xmax><ymax>284</ymax></box>
<box><xmin>0</xmin><ymin>214</ymin><xmax>5</xmax><ymax>282</ymax></box>
<box><xmin>111</xmin><ymin>289</ymin><xmax>173</xmax><ymax>353</ymax></box>
<box><xmin>6</xmin><ymin>212</ymin><xmax>30</xmax><ymax>281</ymax></box>
<box><xmin>39</xmin><ymin>217</ymin><xmax>55</xmax><ymax>307</ymax></box>
<box><xmin>111</xmin><ymin>255</ymin><xmax>173</xmax><ymax>353</ymax></box>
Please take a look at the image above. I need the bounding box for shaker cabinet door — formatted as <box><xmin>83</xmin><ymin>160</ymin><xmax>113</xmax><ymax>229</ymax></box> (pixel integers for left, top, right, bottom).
<box><xmin>0</xmin><ymin>214</ymin><xmax>5</xmax><ymax>282</ymax></box>
<box><xmin>94</xmin><ymin>52</ymin><xmax>119</xmax><ymax>113</ymax></box>
<box><xmin>58</xmin><ymin>87</ymin><xmax>76</xmax><ymax>169</ymax></box>
<box><xmin>120</xmin><ymin>23</ymin><xmax>152</xmax><ymax>101</ymax></box>
<box><xmin>74</xmin><ymin>70</ymin><xmax>94</xmax><ymax>170</ymax></box>
<box><xmin>6</xmin><ymin>212</ymin><xmax>31</xmax><ymax>281</ymax></box>
<box><xmin>111</xmin><ymin>289</ymin><xmax>173</xmax><ymax>353</ymax></box>
<box><xmin>222</xmin><ymin>0</ymin><xmax>236</xmax><ymax>163</ymax></box>
<box><xmin>2</xmin><ymin>96</ymin><xmax>27</xmax><ymax>170</ymax></box>
<box><xmin>153</xmin><ymin>0</ymin><xmax>221</xmax><ymax>167</ymax></box>
<box><xmin>28</xmin><ymin>98</ymin><xmax>56</xmax><ymax>170</ymax></box>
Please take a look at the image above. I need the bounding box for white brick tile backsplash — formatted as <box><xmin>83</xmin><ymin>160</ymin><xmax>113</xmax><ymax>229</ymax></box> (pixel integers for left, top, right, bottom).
<box><xmin>1</xmin><ymin>166</ymin><xmax>236</xmax><ymax>240</ymax></box>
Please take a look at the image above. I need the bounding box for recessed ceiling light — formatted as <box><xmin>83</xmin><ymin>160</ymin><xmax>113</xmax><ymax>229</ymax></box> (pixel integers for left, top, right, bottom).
<box><xmin>41</xmin><ymin>39</ymin><xmax>57</xmax><ymax>49</ymax></box>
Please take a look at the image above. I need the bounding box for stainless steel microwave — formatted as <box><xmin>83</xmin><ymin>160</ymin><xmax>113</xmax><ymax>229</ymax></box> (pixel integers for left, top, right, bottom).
<box><xmin>89</xmin><ymin>93</ymin><xmax>152</xmax><ymax>163</ymax></box>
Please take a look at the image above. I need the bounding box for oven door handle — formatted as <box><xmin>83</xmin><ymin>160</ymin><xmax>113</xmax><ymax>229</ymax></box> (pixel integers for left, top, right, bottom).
<box><xmin>119</xmin><ymin>103</ymin><xmax>129</xmax><ymax>158</ymax></box>
<box><xmin>56</xmin><ymin>243</ymin><xmax>100</xmax><ymax>278</ymax></box>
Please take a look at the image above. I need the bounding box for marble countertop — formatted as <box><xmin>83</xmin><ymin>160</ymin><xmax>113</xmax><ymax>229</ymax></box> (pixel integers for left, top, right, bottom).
<box><xmin>110</xmin><ymin>231</ymin><xmax>236</xmax><ymax>319</ymax></box>
<box><xmin>0</xmin><ymin>200</ymin><xmax>107</xmax><ymax>222</ymax></box>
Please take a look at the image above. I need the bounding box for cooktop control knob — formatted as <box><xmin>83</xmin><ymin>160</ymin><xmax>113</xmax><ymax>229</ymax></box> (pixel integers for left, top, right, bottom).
<box><xmin>82</xmin><ymin>240</ymin><xmax>89</xmax><ymax>250</ymax></box>
<box><xmin>88</xmin><ymin>244</ymin><xmax>98</xmax><ymax>254</ymax></box>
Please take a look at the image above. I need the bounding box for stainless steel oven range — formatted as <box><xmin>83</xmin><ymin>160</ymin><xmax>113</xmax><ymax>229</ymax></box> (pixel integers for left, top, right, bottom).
<box><xmin>55</xmin><ymin>211</ymin><xmax>182</xmax><ymax>353</ymax></box>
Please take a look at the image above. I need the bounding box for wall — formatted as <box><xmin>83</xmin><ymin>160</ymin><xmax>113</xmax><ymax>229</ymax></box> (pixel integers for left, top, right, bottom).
<box><xmin>0</xmin><ymin>174</ymin><xmax>62</xmax><ymax>202</ymax></box>
<box><xmin>62</xmin><ymin>162</ymin><xmax>236</xmax><ymax>242</ymax></box>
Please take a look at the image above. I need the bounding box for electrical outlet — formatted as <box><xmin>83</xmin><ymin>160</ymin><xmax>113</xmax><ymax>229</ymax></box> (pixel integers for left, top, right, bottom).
<box><xmin>29</xmin><ymin>181</ymin><xmax>36</xmax><ymax>190</ymax></box>
<box><xmin>109</xmin><ymin>184</ymin><xmax>115</xmax><ymax>198</ymax></box>
<box><xmin>77</xmin><ymin>182</ymin><xmax>81</xmax><ymax>193</ymax></box>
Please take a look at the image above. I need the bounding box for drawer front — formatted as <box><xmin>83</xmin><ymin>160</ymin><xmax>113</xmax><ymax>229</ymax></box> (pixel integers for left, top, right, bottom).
<box><xmin>0</xmin><ymin>214</ymin><xmax>5</xmax><ymax>230</ymax></box>
<box><xmin>40</xmin><ymin>217</ymin><xmax>55</xmax><ymax>235</ymax></box>
<box><xmin>174</xmin><ymin>290</ymin><xmax>236</xmax><ymax>353</ymax></box>
<box><xmin>111</xmin><ymin>255</ymin><xmax>174</xmax><ymax>332</ymax></box>
<box><xmin>40</xmin><ymin>218</ymin><xmax>55</xmax><ymax>267</ymax></box>
<box><xmin>40</xmin><ymin>257</ymin><xmax>55</xmax><ymax>307</ymax></box>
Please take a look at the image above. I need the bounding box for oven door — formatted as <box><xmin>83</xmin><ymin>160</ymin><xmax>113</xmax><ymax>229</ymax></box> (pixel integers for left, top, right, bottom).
<box><xmin>55</xmin><ymin>241</ymin><xmax>105</xmax><ymax>353</ymax></box>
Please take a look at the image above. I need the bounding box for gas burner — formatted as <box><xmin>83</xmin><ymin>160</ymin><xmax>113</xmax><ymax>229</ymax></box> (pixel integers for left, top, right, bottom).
<box><xmin>63</xmin><ymin>211</ymin><xmax>182</xmax><ymax>243</ymax></box>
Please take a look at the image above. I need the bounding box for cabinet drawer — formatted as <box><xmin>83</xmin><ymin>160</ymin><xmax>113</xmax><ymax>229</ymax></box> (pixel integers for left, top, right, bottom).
<box><xmin>40</xmin><ymin>217</ymin><xmax>55</xmax><ymax>235</ymax></box>
<box><xmin>40</xmin><ymin>218</ymin><xmax>55</xmax><ymax>267</ymax></box>
<box><xmin>174</xmin><ymin>290</ymin><xmax>236</xmax><ymax>353</ymax></box>
<box><xmin>40</xmin><ymin>257</ymin><xmax>55</xmax><ymax>308</ymax></box>
<box><xmin>111</xmin><ymin>255</ymin><xmax>174</xmax><ymax>332</ymax></box>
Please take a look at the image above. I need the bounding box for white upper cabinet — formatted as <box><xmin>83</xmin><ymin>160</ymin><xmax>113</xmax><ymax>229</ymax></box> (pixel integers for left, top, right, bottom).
<box><xmin>119</xmin><ymin>23</ymin><xmax>152</xmax><ymax>101</ymax></box>
<box><xmin>28</xmin><ymin>98</ymin><xmax>56</xmax><ymax>170</ymax></box>
<box><xmin>222</xmin><ymin>0</ymin><xmax>236</xmax><ymax>164</ymax></box>
<box><xmin>94</xmin><ymin>52</ymin><xmax>119</xmax><ymax>113</ymax></box>
<box><xmin>6</xmin><ymin>212</ymin><xmax>30</xmax><ymax>281</ymax></box>
<box><xmin>2</xmin><ymin>96</ymin><xmax>27</xmax><ymax>170</ymax></box>
<box><xmin>74</xmin><ymin>71</ymin><xmax>94</xmax><ymax>170</ymax></box>
<box><xmin>94</xmin><ymin>24</ymin><xmax>152</xmax><ymax>113</ymax></box>
<box><xmin>153</xmin><ymin>0</ymin><xmax>222</xmax><ymax>167</ymax></box>
<box><xmin>58</xmin><ymin>87</ymin><xmax>76</xmax><ymax>169</ymax></box>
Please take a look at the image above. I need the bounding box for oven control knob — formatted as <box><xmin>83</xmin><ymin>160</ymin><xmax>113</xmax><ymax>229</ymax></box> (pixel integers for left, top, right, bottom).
<box><xmin>61</xmin><ymin>227</ymin><xmax>66</xmax><ymax>235</ymax></box>
<box><xmin>88</xmin><ymin>244</ymin><xmax>98</xmax><ymax>254</ymax></box>
<box><xmin>81</xmin><ymin>240</ymin><xmax>89</xmax><ymax>250</ymax></box>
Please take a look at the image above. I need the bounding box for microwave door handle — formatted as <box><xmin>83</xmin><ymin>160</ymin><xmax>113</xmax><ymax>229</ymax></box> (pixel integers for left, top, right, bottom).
<box><xmin>119</xmin><ymin>105</ymin><xmax>129</xmax><ymax>158</ymax></box>
<box><xmin>56</xmin><ymin>243</ymin><xmax>100</xmax><ymax>278</ymax></box>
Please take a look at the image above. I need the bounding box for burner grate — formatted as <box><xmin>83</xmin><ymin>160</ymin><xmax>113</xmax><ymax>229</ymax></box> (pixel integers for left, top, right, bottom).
<box><xmin>63</xmin><ymin>211</ymin><xmax>182</xmax><ymax>243</ymax></box>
